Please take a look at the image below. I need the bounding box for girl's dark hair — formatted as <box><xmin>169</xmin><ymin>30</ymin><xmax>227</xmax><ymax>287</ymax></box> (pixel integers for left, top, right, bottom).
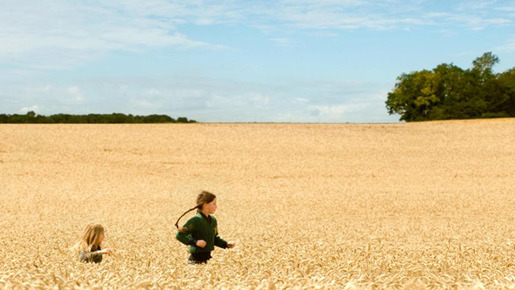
<box><xmin>175</xmin><ymin>191</ymin><xmax>217</xmax><ymax>231</ymax></box>
<box><xmin>196</xmin><ymin>191</ymin><xmax>216</xmax><ymax>207</ymax></box>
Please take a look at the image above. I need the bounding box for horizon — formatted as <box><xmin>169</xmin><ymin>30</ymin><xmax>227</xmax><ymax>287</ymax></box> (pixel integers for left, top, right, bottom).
<box><xmin>3</xmin><ymin>110</ymin><xmax>514</xmax><ymax>124</ymax></box>
<box><xmin>1</xmin><ymin>1</ymin><xmax>515</xmax><ymax>123</ymax></box>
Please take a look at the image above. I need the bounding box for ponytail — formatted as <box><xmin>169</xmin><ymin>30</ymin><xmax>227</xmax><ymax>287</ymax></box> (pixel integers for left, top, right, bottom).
<box><xmin>176</xmin><ymin>191</ymin><xmax>217</xmax><ymax>233</ymax></box>
<box><xmin>175</xmin><ymin>206</ymin><xmax>199</xmax><ymax>233</ymax></box>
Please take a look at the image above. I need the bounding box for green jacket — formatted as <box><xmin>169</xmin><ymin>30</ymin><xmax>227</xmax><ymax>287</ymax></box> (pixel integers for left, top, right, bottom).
<box><xmin>176</xmin><ymin>212</ymin><xmax>228</xmax><ymax>253</ymax></box>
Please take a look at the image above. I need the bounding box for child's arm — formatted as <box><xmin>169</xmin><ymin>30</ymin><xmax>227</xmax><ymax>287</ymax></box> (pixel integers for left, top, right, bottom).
<box><xmin>79</xmin><ymin>251</ymin><xmax>103</xmax><ymax>263</ymax></box>
<box><xmin>176</xmin><ymin>232</ymin><xmax>197</xmax><ymax>246</ymax></box>
<box><xmin>176</xmin><ymin>220</ymin><xmax>197</xmax><ymax>246</ymax></box>
<box><xmin>214</xmin><ymin>235</ymin><xmax>228</xmax><ymax>248</ymax></box>
<box><xmin>79</xmin><ymin>249</ymin><xmax>111</xmax><ymax>262</ymax></box>
<box><xmin>213</xmin><ymin>218</ymin><xmax>234</xmax><ymax>249</ymax></box>
<box><xmin>214</xmin><ymin>236</ymin><xmax>236</xmax><ymax>248</ymax></box>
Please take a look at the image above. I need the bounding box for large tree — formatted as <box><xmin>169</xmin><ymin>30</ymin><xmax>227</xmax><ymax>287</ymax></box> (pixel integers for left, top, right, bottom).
<box><xmin>385</xmin><ymin>70</ymin><xmax>440</xmax><ymax>121</ymax></box>
<box><xmin>386</xmin><ymin>52</ymin><xmax>514</xmax><ymax>121</ymax></box>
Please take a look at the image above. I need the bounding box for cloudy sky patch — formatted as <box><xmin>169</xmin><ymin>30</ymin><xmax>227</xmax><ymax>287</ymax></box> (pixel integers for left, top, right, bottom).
<box><xmin>1</xmin><ymin>0</ymin><xmax>514</xmax><ymax>122</ymax></box>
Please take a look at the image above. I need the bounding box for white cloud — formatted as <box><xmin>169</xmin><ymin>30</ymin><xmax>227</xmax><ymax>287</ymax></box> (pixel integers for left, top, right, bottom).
<box><xmin>0</xmin><ymin>0</ymin><xmax>219</xmax><ymax>69</ymax></box>
<box><xmin>443</xmin><ymin>14</ymin><xmax>511</xmax><ymax>30</ymax></box>
<box><xmin>1</xmin><ymin>74</ymin><xmax>395</xmax><ymax>122</ymax></box>
<box><xmin>205</xmin><ymin>93</ymin><xmax>270</xmax><ymax>109</ymax></box>
<box><xmin>128</xmin><ymin>88</ymin><xmax>164</xmax><ymax>111</ymax></box>
<box><xmin>311</xmin><ymin>104</ymin><xmax>353</xmax><ymax>114</ymax></box>
<box><xmin>249</xmin><ymin>93</ymin><xmax>271</xmax><ymax>106</ymax></box>
<box><xmin>25</xmin><ymin>85</ymin><xmax>53</xmax><ymax>94</ymax></box>
<box><xmin>1</xmin><ymin>1</ymin><xmax>511</xmax><ymax>123</ymax></box>
<box><xmin>308</xmin><ymin>103</ymin><xmax>367</xmax><ymax>117</ymax></box>
<box><xmin>0</xmin><ymin>0</ymin><xmax>512</xmax><ymax>71</ymax></box>
<box><xmin>271</xmin><ymin>0</ymin><xmax>513</xmax><ymax>30</ymax></box>
<box><xmin>270</xmin><ymin>38</ymin><xmax>297</xmax><ymax>47</ymax></box>
<box><xmin>294</xmin><ymin>98</ymin><xmax>309</xmax><ymax>104</ymax></box>
<box><xmin>498</xmin><ymin>6</ymin><xmax>515</xmax><ymax>17</ymax></box>
<box><xmin>19</xmin><ymin>105</ymin><xmax>39</xmax><ymax>114</ymax></box>
<box><xmin>143</xmin><ymin>88</ymin><xmax>162</xmax><ymax>97</ymax></box>
<box><xmin>495</xmin><ymin>37</ymin><xmax>515</xmax><ymax>53</ymax></box>
<box><xmin>67</xmin><ymin>87</ymin><xmax>84</xmax><ymax>102</ymax></box>
<box><xmin>2</xmin><ymin>84</ymin><xmax>93</xmax><ymax>115</ymax></box>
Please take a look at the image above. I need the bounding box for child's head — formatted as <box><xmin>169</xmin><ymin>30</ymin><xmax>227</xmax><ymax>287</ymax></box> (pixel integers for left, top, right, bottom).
<box><xmin>175</xmin><ymin>191</ymin><xmax>218</xmax><ymax>231</ymax></box>
<box><xmin>79</xmin><ymin>223</ymin><xmax>105</xmax><ymax>251</ymax></box>
<box><xmin>196</xmin><ymin>191</ymin><xmax>217</xmax><ymax>214</ymax></box>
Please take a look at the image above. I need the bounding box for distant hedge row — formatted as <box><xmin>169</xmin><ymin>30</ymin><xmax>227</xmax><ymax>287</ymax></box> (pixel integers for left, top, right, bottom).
<box><xmin>0</xmin><ymin>111</ymin><xmax>196</xmax><ymax>123</ymax></box>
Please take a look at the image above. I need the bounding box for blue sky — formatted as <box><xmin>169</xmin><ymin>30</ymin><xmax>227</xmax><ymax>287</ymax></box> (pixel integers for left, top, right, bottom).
<box><xmin>1</xmin><ymin>0</ymin><xmax>515</xmax><ymax>122</ymax></box>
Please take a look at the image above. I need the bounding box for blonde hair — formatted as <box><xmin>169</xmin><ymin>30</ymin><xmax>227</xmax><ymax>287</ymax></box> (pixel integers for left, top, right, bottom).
<box><xmin>77</xmin><ymin>223</ymin><xmax>105</xmax><ymax>252</ymax></box>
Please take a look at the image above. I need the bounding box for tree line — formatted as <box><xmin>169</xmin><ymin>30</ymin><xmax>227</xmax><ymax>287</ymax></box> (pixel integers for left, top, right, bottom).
<box><xmin>0</xmin><ymin>111</ymin><xmax>196</xmax><ymax>123</ymax></box>
<box><xmin>386</xmin><ymin>52</ymin><xmax>515</xmax><ymax>121</ymax></box>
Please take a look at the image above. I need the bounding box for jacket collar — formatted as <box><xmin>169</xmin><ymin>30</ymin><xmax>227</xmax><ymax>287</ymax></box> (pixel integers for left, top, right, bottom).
<box><xmin>197</xmin><ymin>211</ymin><xmax>212</xmax><ymax>224</ymax></box>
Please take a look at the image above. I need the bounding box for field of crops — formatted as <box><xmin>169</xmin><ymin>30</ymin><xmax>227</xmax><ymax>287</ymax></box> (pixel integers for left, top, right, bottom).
<box><xmin>1</xmin><ymin>119</ymin><xmax>514</xmax><ymax>288</ymax></box>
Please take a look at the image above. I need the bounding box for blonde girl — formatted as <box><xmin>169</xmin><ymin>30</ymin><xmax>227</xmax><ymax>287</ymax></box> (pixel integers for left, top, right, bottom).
<box><xmin>77</xmin><ymin>223</ymin><xmax>112</xmax><ymax>263</ymax></box>
<box><xmin>176</xmin><ymin>191</ymin><xmax>235</xmax><ymax>264</ymax></box>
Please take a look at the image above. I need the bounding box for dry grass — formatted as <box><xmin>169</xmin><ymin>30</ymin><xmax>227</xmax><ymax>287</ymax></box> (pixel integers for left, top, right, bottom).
<box><xmin>1</xmin><ymin>119</ymin><xmax>514</xmax><ymax>289</ymax></box>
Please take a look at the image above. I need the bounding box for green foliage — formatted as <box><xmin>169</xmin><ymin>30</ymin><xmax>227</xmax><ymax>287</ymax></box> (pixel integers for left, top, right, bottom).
<box><xmin>386</xmin><ymin>70</ymin><xmax>441</xmax><ymax>121</ymax></box>
<box><xmin>497</xmin><ymin>68</ymin><xmax>515</xmax><ymax>116</ymax></box>
<box><xmin>0</xmin><ymin>112</ymin><xmax>197</xmax><ymax>124</ymax></box>
<box><xmin>386</xmin><ymin>52</ymin><xmax>515</xmax><ymax>121</ymax></box>
<box><xmin>472</xmin><ymin>51</ymin><xmax>499</xmax><ymax>83</ymax></box>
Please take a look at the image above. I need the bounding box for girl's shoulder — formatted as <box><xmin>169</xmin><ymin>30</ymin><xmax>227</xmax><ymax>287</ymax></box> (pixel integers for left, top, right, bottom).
<box><xmin>191</xmin><ymin>213</ymin><xmax>217</xmax><ymax>223</ymax></box>
<box><xmin>186</xmin><ymin>213</ymin><xmax>204</xmax><ymax>223</ymax></box>
<box><xmin>188</xmin><ymin>213</ymin><xmax>218</xmax><ymax>222</ymax></box>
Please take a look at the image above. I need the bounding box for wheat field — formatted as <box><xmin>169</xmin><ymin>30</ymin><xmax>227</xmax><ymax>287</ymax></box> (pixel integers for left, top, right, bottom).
<box><xmin>1</xmin><ymin>119</ymin><xmax>514</xmax><ymax>289</ymax></box>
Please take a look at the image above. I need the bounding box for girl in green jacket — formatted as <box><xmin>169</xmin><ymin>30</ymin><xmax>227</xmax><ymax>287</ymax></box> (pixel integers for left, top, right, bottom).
<box><xmin>176</xmin><ymin>191</ymin><xmax>235</xmax><ymax>264</ymax></box>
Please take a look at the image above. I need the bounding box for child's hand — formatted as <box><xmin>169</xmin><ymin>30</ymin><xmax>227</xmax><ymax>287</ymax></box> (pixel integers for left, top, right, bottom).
<box><xmin>227</xmin><ymin>241</ymin><xmax>236</xmax><ymax>248</ymax></box>
<box><xmin>100</xmin><ymin>249</ymin><xmax>112</xmax><ymax>255</ymax></box>
<box><xmin>196</xmin><ymin>240</ymin><xmax>207</xmax><ymax>248</ymax></box>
